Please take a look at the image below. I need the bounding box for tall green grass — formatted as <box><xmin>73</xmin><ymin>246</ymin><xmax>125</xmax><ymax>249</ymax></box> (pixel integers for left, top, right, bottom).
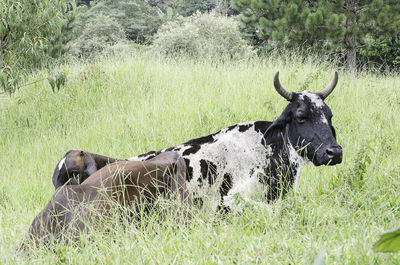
<box><xmin>1</xmin><ymin>52</ymin><xmax>400</xmax><ymax>263</ymax></box>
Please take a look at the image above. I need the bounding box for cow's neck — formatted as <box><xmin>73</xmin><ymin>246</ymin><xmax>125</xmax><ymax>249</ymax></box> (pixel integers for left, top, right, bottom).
<box><xmin>285</xmin><ymin>140</ymin><xmax>309</xmax><ymax>188</ymax></box>
<box><xmin>263</xmin><ymin>124</ymin><xmax>309</xmax><ymax>200</ymax></box>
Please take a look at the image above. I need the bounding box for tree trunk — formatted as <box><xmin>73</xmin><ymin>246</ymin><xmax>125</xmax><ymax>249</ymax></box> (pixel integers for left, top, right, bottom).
<box><xmin>214</xmin><ymin>0</ymin><xmax>229</xmax><ymax>16</ymax></box>
<box><xmin>345</xmin><ymin>33</ymin><xmax>356</xmax><ymax>71</ymax></box>
<box><xmin>345</xmin><ymin>0</ymin><xmax>357</xmax><ymax>72</ymax></box>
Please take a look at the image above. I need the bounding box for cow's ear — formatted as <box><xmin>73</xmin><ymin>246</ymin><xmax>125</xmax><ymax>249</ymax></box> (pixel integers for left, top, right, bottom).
<box><xmin>52</xmin><ymin>166</ymin><xmax>62</xmax><ymax>190</ymax></box>
<box><xmin>264</xmin><ymin>105</ymin><xmax>293</xmax><ymax>138</ymax></box>
<box><xmin>52</xmin><ymin>150</ymin><xmax>73</xmax><ymax>190</ymax></box>
<box><xmin>84</xmin><ymin>154</ymin><xmax>97</xmax><ymax>178</ymax></box>
<box><xmin>52</xmin><ymin>157</ymin><xmax>66</xmax><ymax>190</ymax></box>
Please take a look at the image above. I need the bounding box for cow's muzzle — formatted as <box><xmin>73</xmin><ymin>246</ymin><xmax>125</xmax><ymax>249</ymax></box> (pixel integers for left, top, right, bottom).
<box><xmin>325</xmin><ymin>145</ymin><xmax>342</xmax><ymax>165</ymax></box>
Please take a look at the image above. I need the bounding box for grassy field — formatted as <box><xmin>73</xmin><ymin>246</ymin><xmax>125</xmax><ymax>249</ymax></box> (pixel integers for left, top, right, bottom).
<box><xmin>1</xmin><ymin>53</ymin><xmax>400</xmax><ymax>264</ymax></box>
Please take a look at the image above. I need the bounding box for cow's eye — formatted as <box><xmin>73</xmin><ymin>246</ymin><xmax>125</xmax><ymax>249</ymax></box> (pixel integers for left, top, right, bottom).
<box><xmin>70</xmin><ymin>171</ymin><xmax>79</xmax><ymax>177</ymax></box>
<box><xmin>297</xmin><ymin>117</ymin><xmax>306</xmax><ymax>123</ymax></box>
<box><xmin>295</xmin><ymin>108</ymin><xmax>308</xmax><ymax>124</ymax></box>
<box><xmin>296</xmin><ymin>114</ymin><xmax>307</xmax><ymax>123</ymax></box>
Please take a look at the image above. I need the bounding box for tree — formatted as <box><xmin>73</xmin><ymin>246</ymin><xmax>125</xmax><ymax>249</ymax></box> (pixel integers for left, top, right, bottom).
<box><xmin>70</xmin><ymin>13</ymin><xmax>127</xmax><ymax>58</ymax></box>
<box><xmin>0</xmin><ymin>0</ymin><xmax>75</xmax><ymax>93</ymax></box>
<box><xmin>74</xmin><ymin>0</ymin><xmax>163</xmax><ymax>44</ymax></box>
<box><xmin>233</xmin><ymin>0</ymin><xmax>400</xmax><ymax>71</ymax></box>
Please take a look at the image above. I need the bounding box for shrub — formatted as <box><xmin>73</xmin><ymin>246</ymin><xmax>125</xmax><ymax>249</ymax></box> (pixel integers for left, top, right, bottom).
<box><xmin>70</xmin><ymin>13</ymin><xmax>128</xmax><ymax>59</ymax></box>
<box><xmin>151</xmin><ymin>13</ymin><xmax>253</xmax><ymax>60</ymax></box>
<box><xmin>359</xmin><ymin>35</ymin><xmax>400</xmax><ymax>70</ymax></box>
<box><xmin>72</xmin><ymin>0</ymin><xmax>164</xmax><ymax>45</ymax></box>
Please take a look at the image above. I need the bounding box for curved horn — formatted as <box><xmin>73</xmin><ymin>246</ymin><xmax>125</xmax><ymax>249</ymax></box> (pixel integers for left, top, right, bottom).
<box><xmin>319</xmin><ymin>71</ymin><xmax>338</xmax><ymax>99</ymax></box>
<box><xmin>274</xmin><ymin>72</ymin><xmax>293</xmax><ymax>101</ymax></box>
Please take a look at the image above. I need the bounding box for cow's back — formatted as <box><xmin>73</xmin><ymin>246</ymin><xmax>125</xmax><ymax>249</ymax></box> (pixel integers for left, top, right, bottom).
<box><xmin>130</xmin><ymin>121</ymin><xmax>273</xmax><ymax>210</ymax></box>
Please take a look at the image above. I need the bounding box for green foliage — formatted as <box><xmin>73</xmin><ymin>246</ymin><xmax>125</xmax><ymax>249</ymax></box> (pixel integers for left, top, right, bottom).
<box><xmin>70</xmin><ymin>13</ymin><xmax>127</xmax><ymax>59</ymax></box>
<box><xmin>233</xmin><ymin>0</ymin><xmax>346</xmax><ymax>49</ymax></box>
<box><xmin>233</xmin><ymin>0</ymin><xmax>400</xmax><ymax>70</ymax></box>
<box><xmin>359</xmin><ymin>35</ymin><xmax>400</xmax><ymax>70</ymax></box>
<box><xmin>0</xmin><ymin>0</ymin><xmax>75</xmax><ymax>93</ymax></box>
<box><xmin>344</xmin><ymin>143</ymin><xmax>374</xmax><ymax>190</ymax></box>
<box><xmin>152</xmin><ymin>13</ymin><xmax>253</xmax><ymax>60</ymax></box>
<box><xmin>47</xmin><ymin>72</ymin><xmax>67</xmax><ymax>93</ymax></box>
<box><xmin>71</xmin><ymin>0</ymin><xmax>235</xmax><ymax>46</ymax></box>
<box><xmin>147</xmin><ymin>0</ymin><xmax>218</xmax><ymax>17</ymax></box>
<box><xmin>374</xmin><ymin>227</ymin><xmax>400</xmax><ymax>252</ymax></box>
<box><xmin>73</xmin><ymin>0</ymin><xmax>163</xmax><ymax>44</ymax></box>
<box><xmin>174</xmin><ymin>0</ymin><xmax>216</xmax><ymax>16</ymax></box>
<box><xmin>47</xmin><ymin>8</ymin><xmax>76</xmax><ymax>60</ymax></box>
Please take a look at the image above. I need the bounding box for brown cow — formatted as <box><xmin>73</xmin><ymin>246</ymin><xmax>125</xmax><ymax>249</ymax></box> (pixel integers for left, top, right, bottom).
<box><xmin>18</xmin><ymin>152</ymin><xmax>191</xmax><ymax>251</ymax></box>
<box><xmin>52</xmin><ymin>150</ymin><xmax>125</xmax><ymax>189</ymax></box>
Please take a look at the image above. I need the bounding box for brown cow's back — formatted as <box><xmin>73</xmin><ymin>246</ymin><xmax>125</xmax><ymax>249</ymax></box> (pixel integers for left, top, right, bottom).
<box><xmin>18</xmin><ymin>152</ymin><xmax>190</xmax><ymax>251</ymax></box>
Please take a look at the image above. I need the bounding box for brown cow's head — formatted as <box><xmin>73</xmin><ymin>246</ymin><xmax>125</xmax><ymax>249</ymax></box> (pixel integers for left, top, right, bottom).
<box><xmin>52</xmin><ymin>150</ymin><xmax>97</xmax><ymax>190</ymax></box>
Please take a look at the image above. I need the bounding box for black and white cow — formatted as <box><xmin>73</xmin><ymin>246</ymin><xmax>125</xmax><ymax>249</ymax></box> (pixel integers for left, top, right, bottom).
<box><xmin>128</xmin><ymin>72</ymin><xmax>342</xmax><ymax>210</ymax></box>
<box><xmin>53</xmin><ymin>72</ymin><xmax>342</xmax><ymax>211</ymax></box>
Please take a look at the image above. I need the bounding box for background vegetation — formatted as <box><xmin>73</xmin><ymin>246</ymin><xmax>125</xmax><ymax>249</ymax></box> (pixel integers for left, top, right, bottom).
<box><xmin>152</xmin><ymin>13</ymin><xmax>253</xmax><ymax>60</ymax></box>
<box><xmin>1</xmin><ymin>0</ymin><xmax>400</xmax><ymax>263</ymax></box>
<box><xmin>0</xmin><ymin>0</ymin><xmax>75</xmax><ymax>93</ymax></box>
<box><xmin>233</xmin><ymin>0</ymin><xmax>400</xmax><ymax>71</ymax></box>
<box><xmin>2</xmin><ymin>0</ymin><xmax>400</xmax><ymax>94</ymax></box>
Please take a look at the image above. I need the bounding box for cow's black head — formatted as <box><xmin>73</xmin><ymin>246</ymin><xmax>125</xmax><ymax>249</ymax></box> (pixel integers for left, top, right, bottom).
<box><xmin>52</xmin><ymin>150</ymin><xmax>98</xmax><ymax>190</ymax></box>
<box><xmin>266</xmin><ymin>72</ymin><xmax>342</xmax><ymax>166</ymax></box>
